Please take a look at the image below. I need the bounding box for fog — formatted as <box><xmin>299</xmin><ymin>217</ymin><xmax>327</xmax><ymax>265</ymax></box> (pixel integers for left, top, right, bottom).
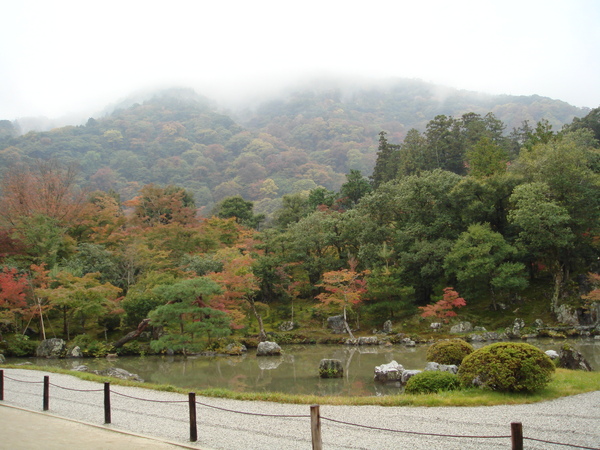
<box><xmin>2</xmin><ymin>0</ymin><xmax>599</xmax><ymax>124</ymax></box>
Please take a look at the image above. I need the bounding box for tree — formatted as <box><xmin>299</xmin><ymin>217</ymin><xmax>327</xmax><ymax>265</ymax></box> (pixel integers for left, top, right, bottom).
<box><xmin>444</xmin><ymin>223</ymin><xmax>527</xmax><ymax>308</ymax></box>
<box><xmin>370</xmin><ymin>131</ymin><xmax>400</xmax><ymax>188</ymax></box>
<box><xmin>0</xmin><ymin>267</ymin><xmax>30</xmax><ymax>338</ymax></box>
<box><xmin>316</xmin><ymin>259</ymin><xmax>369</xmax><ymax>339</ymax></box>
<box><xmin>36</xmin><ymin>271</ymin><xmax>121</xmax><ymax>339</ymax></box>
<box><xmin>0</xmin><ymin>160</ymin><xmax>86</xmax><ymax>227</ymax></box>
<box><xmin>339</xmin><ymin>169</ymin><xmax>372</xmax><ymax>208</ymax></box>
<box><xmin>214</xmin><ymin>196</ymin><xmax>264</xmax><ymax>229</ymax></box>
<box><xmin>419</xmin><ymin>287</ymin><xmax>466</xmax><ymax>323</ymax></box>
<box><xmin>508</xmin><ymin>182</ymin><xmax>574</xmax><ymax>311</ymax></box>
<box><xmin>129</xmin><ymin>184</ymin><xmax>197</xmax><ymax>226</ymax></box>
<box><xmin>149</xmin><ymin>277</ymin><xmax>230</xmax><ymax>355</ymax></box>
<box><xmin>465</xmin><ymin>137</ymin><xmax>509</xmax><ymax>178</ymax></box>
<box><xmin>208</xmin><ymin>248</ymin><xmax>267</xmax><ymax>341</ymax></box>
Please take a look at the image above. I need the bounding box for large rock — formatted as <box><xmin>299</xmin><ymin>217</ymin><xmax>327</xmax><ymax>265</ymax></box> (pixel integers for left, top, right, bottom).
<box><xmin>357</xmin><ymin>336</ymin><xmax>379</xmax><ymax>345</ymax></box>
<box><xmin>424</xmin><ymin>362</ymin><xmax>458</xmax><ymax>374</ymax></box>
<box><xmin>93</xmin><ymin>367</ymin><xmax>144</xmax><ymax>382</ymax></box>
<box><xmin>558</xmin><ymin>345</ymin><xmax>593</xmax><ymax>371</ymax></box>
<box><xmin>36</xmin><ymin>338</ymin><xmax>66</xmax><ymax>358</ymax></box>
<box><xmin>545</xmin><ymin>350</ymin><xmax>559</xmax><ymax>360</ymax></box>
<box><xmin>374</xmin><ymin>361</ymin><xmax>404</xmax><ymax>383</ymax></box>
<box><xmin>401</xmin><ymin>370</ymin><xmax>421</xmax><ymax>385</ymax></box>
<box><xmin>256</xmin><ymin>341</ymin><xmax>282</xmax><ymax>356</ymax></box>
<box><xmin>319</xmin><ymin>359</ymin><xmax>343</xmax><ymax>378</ymax></box>
<box><xmin>278</xmin><ymin>321</ymin><xmax>295</xmax><ymax>332</ymax></box>
<box><xmin>224</xmin><ymin>343</ymin><xmax>247</xmax><ymax>355</ymax></box>
<box><xmin>450</xmin><ymin>322</ymin><xmax>473</xmax><ymax>334</ymax></box>
<box><xmin>327</xmin><ymin>315</ymin><xmax>347</xmax><ymax>334</ymax></box>
<box><xmin>68</xmin><ymin>346</ymin><xmax>83</xmax><ymax>358</ymax></box>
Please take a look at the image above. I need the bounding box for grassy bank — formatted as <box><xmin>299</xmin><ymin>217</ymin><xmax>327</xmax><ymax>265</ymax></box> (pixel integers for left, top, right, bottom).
<box><xmin>3</xmin><ymin>365</ymin><xmax>598</xmax><ymax>407</ymax></box>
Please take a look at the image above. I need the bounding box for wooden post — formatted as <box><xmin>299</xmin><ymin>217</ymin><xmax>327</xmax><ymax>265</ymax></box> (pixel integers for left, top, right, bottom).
<box><xmin>0</xmin><ymin>370</ymin><xmax>4</xmax><ymax>401</ymax></box>
<box><xmin>511</xmin><ymin>422</ymin><xmax>523</xmax><ymax>450</ymax></box>
<box><xmin>43</xmin><ymin>376</ymin><xmax>49</xmax><ymax>411</ymax></box>
<box><xmin>104</xmin><ymin>382</ymin><xmax>111</xmax><ymax>424</ymax></box>
<box><xmin>310</xmin><ymin>404</ymin><xmax>322</xmax><ymax>450</ymax></box>
<box><xmin>188</xmin><ymin>392</ymin><xmax>197</xmax><ymax>442</ymax></box>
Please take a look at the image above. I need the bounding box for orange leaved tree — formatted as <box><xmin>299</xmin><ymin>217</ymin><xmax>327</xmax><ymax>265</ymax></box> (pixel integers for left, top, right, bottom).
<box><xmin>316</xmin><ymin>259</ymin><xmax>369</xmax><ymax>339</ymax></box>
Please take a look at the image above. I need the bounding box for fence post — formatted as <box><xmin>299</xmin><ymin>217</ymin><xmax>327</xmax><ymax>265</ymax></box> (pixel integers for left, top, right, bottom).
<box><xmin>104</xmin><ymin>382</ymin><xmax>111</xmax><ymax>424</ymax></box>
<box><xmin>188</xmin><ymin>392</ymin><xmax>197</xmax><ymax>442</ymax></box>
<box><xmin>311</xmin><ymin>404</ymin><xmax>322</xmax><ymax>450</ymax></box>
<box><xmin>511</xmin><ymin>422</ymin><xmax>523</xmax><ymax>450</ymax></box>
<box><xmin>0</xmin><ymin>370</ymin><xmax>4</xmax><ymax>401</ymax></box>
<box><xmin>43</xmin><ymin>376</ymin><xmax>49</xmax><ymax>411</ymax></box>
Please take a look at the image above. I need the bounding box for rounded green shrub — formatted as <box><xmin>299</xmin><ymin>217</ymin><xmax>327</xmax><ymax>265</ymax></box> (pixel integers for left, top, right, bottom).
<box><xmin>405</xmin><ymin>371</ymin><xmax>460</xmax><ymax>394</ymax></box>
<box><xmin>426</xmin><ymin>339</ymin><xmax>474</xmax><ymax>365</ymax></box>
<box><xmin>1</xmin><ymin>334</ymin><xmax>38</xmax><ymax>357</ymax></box>
<box><xmin>457</xmin><ymin>342</ymin><xmax>555</xmax><ymax>392</ymax></box>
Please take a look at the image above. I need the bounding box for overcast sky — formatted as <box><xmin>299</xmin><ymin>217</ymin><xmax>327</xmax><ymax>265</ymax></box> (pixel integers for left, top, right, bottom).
<box><xmin>1</xmin><ymin>0</ymin><xmax>599</xmax><ymax>121</ymax></box>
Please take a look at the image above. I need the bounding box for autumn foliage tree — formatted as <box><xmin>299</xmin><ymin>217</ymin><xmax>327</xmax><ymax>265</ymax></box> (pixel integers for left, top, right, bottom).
<box><xmin>316</xmin><ymin>259</ymin><xmax>369</xmax><ymax>339</ymax></box>
<box><xmin>0</xmin><ymin>267</ymin><xmax>30</xmax><ymax>338</ymax></box>
<box><xmin>419</xmin><ymin>287</ymin><xmax>466</xmax><ymax>323</ymax></box>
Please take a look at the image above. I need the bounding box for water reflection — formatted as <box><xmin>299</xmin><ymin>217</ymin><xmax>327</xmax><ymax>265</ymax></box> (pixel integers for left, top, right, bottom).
<box><xmin>5</xmin><ymin>339</ymin><xmax>598</xmax><ymax>397</ymax></box>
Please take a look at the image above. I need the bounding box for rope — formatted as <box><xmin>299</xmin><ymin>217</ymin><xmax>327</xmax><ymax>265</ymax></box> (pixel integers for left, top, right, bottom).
<box><xmin>110</xmin><ymin>389</ymin><xmax>188</xmax><ymax>403</ymax></box>
<box><xmin>49</xmin><ymin>383</ymin><xmax>103</xmax><ymax>393</ymax></box>
<box><xmin>195</xmin><ymin>400</ymin><xmax>309</xmax><ymax>419</ymax></box>
<box><xmin>3</xmin><ymin>375</ymin><xmax>44</xmax><ymax>384</ymax></box>
<box><xmin>321</xmin><ymin>416</ymin><xmax>510</xmax><ymax>440</ymax></box>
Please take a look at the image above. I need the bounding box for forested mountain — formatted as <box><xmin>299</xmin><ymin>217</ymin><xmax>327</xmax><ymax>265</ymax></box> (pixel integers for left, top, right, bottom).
<box><xmin>1</xmin><ymin>80</ymin><xmax>598</xmax><ymax>353</ymax></box>
<box><xmin>0</xmin><ymin>79</ymin><xmax>589</xmax><ymax>219</ymax></box>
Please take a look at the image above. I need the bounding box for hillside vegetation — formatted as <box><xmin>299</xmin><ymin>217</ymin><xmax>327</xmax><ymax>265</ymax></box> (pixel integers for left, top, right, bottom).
<box><xmin>0</xmin><ymin>80</ymin><xmax>598</xmax><ymax>354</ymax></box>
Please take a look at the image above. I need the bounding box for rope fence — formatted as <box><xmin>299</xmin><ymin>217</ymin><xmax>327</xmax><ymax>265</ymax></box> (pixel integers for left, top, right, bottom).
<box><xmin>1</xmin><ymin>369</ymin><xmax>598</xmax><ymax>450</ymax></box>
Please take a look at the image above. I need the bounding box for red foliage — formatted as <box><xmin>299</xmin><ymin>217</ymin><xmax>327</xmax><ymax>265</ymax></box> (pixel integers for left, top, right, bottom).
<box><xmin>418</xmin><ymin>287</ymin><xmax>466</xmax><ymax>323</ymax></box>
<box><xmin>0</xmin><ymin>267</ymin><xmax>29</xmax><ymax>311</ymax></box>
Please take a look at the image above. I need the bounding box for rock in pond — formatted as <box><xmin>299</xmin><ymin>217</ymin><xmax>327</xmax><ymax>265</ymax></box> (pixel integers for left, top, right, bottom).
<box><xmin>36</xmin><ymin>338</ymin><xmax>66</xmax><ymax>358</ymax></box>
<box><xmin>374</xmin><ymin>361</ymin><xmax>404</xmax><ymax>383</ymax></box>
<box><xmin>256</xmin><ymin>341</ymin><xmax>282</xmax><ymax>356</ymax></box>
<box><xmin>319</xmin><ymin>359</ymin><xmax>343</xmax><ymax>378</ymax></box>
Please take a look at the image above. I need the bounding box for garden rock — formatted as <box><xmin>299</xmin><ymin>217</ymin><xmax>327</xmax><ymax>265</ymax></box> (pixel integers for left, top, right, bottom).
<box><xmin>319</xmin><ymin>359</ymin><xmax>343</xmax><ymax>378</ymax></box>
<box><xmin>36</xmin><ymin>338</ymin><xmax>66</xmax><ymax>358</ymax></box>
<box><xmin>512</xmin><ymin>318</ymin><xmax>525</xmax><ymax>336</ymax></box>
<box><xmin>534</xmin><ymin>319</ymin><xmax>544</xmax><ymax>328</ymax></box>
<box><xmin>483</xmin><ymin>332</ymin><xmax>501</xmax><ymax>341</ymax></box>
<box><xmin>93</xmin><ymin>367</ymin><xmax>144</xmax><ymax>382</ymax></box>
<box><xmin>401</xmin><ymin>370</ymin><xmax>421</xmax><ymax>384</ymax></box>
<box><xmin>402</xmin><ymin>338</ymin><xmax>416</xmax><ymax>347</ymax></box>
<box><xmin>468</xmin><ymin>334</ymin><xmax>485</xmax><ymax>342</ymax></box>
<box><xmin>327</xmin><ymin>315</ymin><xmax>346</xmax><ymax>334</ymax></box>
<box><xmin>256</xmin><ymin>341</ymin><xmax>282</xmax><ymax>356</ymax></box>
<box><xmin>68</xmin><ymin>346</ymin><xmax>83</xmax><ymax>358</ymax></box>
<box><xmin>473</xmin><ymin>326</ymin><xmax>487</xmax><ymax>332</ymax></box>
<box><xmin>424</xmin><ymin>362</ymin><xmax>458</xmax><ymax>374</ymax></box>
<box><xmin>374</xmin><ymin>360</ymin><xmax>404</xmax><ymax>383</ymax></box>
<box><xmin>72</xmin><ymin>365</ymin><xmax>89</xmax><ymax>372</ymax></box>
<box><xmin>278</xmin><ymin>321</ymin><xmax>295</xmax><ymax>332</ymax></box>
<box><xmin>0</xmin><ymin>354</ymin><xmax>5</xmax><ymax>364</ymax></box>
<box><xmin>450</xmin><ymin>322</ymin><xmax>472</xmax><ymax>334</ymax></box>
<box><xmin>545</xmin><ymin>350</ymin><xmax>559</xmax><ymax>359</ymax></box>
<box><xmin>382</xmin><ymin>320</ymin><xmax>393</xmax><ymax>334</ymax></box>
<box><xmin>558</xmin><ymin>345</ymin><xmax>592</xmax><ymax>371</ymax></box>
<box><xmin>225</xmin><ymin>343</ymin><xmax>247</xmax><ymax>355</ymax></box>
<box><xmin>430</xmin><ymin>322</ymin><xmax>441</xmax><ymax>331</ymax></box>
<box><xmin>358</xmin><ymin>336</ymin><xmax>379</xmax><ymax>345</ymax></box>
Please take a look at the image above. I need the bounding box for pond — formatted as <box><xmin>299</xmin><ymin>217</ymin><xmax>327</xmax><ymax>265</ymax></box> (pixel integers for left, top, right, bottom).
<box><xmin>5</xmin><ymin>338</ymin><xmax>599</xmax><ymax>396</ymax></box>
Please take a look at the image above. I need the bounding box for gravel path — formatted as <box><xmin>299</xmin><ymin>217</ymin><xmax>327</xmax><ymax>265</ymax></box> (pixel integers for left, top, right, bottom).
<box><xmin>1</xmin><ymin>368</ymin><xmax>599</xmax><ymax>449</ymax></box>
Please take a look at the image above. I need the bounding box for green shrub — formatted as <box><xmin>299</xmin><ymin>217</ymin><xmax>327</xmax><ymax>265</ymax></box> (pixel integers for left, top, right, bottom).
<box><xmin>457</xmin><ymin>342</ymin><xmax>555</xmax><ymax>392</ymax></box>
<box><xmin>405</xmin><ymin>371</ymin><xmax>460</xmax><ymax>394</ymax></box>
<box><xmin>2</xmin><ymin>334</ymin><xmax>38</xmax><ymax>357</ymax></box>
<box><xmin>68</xmin><ymin>335</ymin><xmax>112</xmax><ymax>357</ymax></box>
<box><xmin>426</xmin><ymin>339</ymin><xmax>474</xmax><ymax>365</ymax></box>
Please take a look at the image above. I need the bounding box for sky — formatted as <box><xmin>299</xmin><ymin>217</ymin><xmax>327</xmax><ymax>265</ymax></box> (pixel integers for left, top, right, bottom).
<box><xmin>1</xmin><ymin>0</ymin><xmax>599</xmax><ymax>122</ymax></box>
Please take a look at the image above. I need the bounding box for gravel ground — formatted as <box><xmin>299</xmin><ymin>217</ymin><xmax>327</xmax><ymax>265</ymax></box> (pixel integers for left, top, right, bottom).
<box><xmin>1</xmin><ymin>368</ymin><xmax>599</xmax><ymax>449</ymax></box>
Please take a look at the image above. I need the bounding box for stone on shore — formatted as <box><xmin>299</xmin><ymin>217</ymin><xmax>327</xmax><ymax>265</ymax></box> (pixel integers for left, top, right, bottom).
<box><xmin>93</xmin><ymin>367</ymin><xmax>144</xmax><ymax>382</ymax></box>
<box><xmin>256</xmin><ymin>341</ymin><xmax>282</xmax><ymax>356</ymax></box>
<box><xmin>424</xmin><ymin>361</ymin><xmax>458</xmax><ymax>374</ymax></box>
<box><xmin>558</xmin><ymin>345</ymin><xmax>593</xmax><ymax>371</ymax></box>
<box><xmin>36</xmin><ymin>338</ymin><xmax>66</xmax><ymax>358</ymax></box>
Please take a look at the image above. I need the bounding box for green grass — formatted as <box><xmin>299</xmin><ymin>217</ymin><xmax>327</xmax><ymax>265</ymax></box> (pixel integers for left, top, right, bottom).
<box><xmin>3</xmin><ymin>365</ymin><xmax>598</xmax><ymax>407</ymax></box>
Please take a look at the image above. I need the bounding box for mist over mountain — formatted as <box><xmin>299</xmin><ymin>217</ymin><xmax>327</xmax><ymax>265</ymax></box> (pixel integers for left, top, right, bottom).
<box><xmin>0</xmin><ymin>77</ymin><xmax>590</xmax><ymax>220</ymax></box>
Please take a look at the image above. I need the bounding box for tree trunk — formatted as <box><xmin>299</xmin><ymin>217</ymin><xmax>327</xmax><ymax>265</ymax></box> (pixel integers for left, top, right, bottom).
<box><xmin>343</xmin><ymin>306</ymin><xmax>355</xmax><ymax>340</ymax></box>
<box><xmin>113</xmin><ymin>318</ymin><xmax>151</xmax><ymax>348</ymax></box>
<box><xmin>249</xmin><ymin>299</ymin><xmax>267</xmax><ymax>342</ymax></box>
<box><xmin>551</xmin><ymin>267</ymin><xmax>564</xmax><ymax>313</ymax></box>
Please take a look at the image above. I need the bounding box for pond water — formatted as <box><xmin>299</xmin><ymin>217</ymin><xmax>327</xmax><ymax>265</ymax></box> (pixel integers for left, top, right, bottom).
<box><xmin>5</xmin><ymin>338</ymin><xmax>599</xmax><ymax>396</ymax></box>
